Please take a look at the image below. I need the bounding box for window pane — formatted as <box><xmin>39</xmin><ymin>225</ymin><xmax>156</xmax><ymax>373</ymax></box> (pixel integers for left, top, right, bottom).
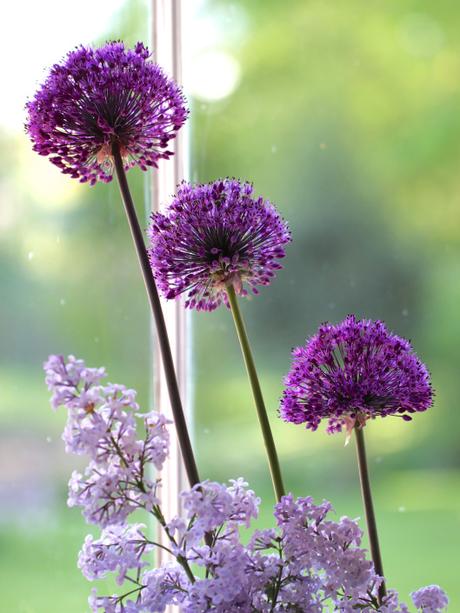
<box><xmin>1</xmin><ymin>2</ymin><xmax>149</xmax><ymax>611</ymax></box>
<box><xmin>187</xmin><ymin>1</ymin><xmax>459</xmax><ymax>607</ymax></box>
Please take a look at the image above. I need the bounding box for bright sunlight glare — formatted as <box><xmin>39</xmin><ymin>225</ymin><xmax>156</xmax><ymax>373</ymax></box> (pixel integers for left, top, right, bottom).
<box><xmin>1</xmin><ymin>0</ymin><xmax>126</xmax><ymax>132</ymax></box>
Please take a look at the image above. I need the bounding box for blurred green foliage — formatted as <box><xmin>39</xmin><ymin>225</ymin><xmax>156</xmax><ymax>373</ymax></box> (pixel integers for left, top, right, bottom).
<box><xmin>1</xmin><ymin>0</ymin><xmax>459</xmax><ymax>611</ymax></box>
<box><xmin>191</xmin><ymin>0</ymin><xmax>460</xmax><ymax>608</ymax></box>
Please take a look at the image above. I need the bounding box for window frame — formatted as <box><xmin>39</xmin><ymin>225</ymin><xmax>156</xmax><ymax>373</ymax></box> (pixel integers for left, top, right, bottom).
<box><xmin>151</xmin><ymin>0</ymin><xmax>190</xmax><ymax>574</ymax></box>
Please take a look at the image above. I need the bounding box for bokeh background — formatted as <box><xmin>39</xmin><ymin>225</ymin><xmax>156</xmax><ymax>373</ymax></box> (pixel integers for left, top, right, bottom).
<box><xmin>1</xmin><ymin>0</ymin><xmax>459</xmax><ymax>610</ymax></box>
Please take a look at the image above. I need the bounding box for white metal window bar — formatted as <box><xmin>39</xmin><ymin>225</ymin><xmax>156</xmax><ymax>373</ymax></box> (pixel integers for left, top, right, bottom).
<box><xmin>151</xmin><ymin>0</ymin><xmax>190</xmax><ymax>576</ymax></box>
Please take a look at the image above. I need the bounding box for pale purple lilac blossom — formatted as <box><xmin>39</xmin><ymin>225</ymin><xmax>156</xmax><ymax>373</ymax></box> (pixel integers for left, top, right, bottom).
<box><xmin>280</xmin><ymin>315</ymin><xmax>433</xmax><ymax>433</ymax></box>
<box><xmin>85</xmin><ymin>484</ymin><xmax>447</xmax><ymax>612</ymax></box>
<box><xmin>46</xmin><ymin>355</ymin><xmax>447</xmax><ymax>611</ymax></box>
<box><xmin>26</xmin><ymin>42</ymin><xmax>188</xmax><ymax>185</ymax></box>
<box><xmin>148</xmin><ymin>178</ymin><xmax>291</xmax><ymax>311</ymax></box>
<box><xmin>411</xmin><ymin>585</ymin><xmax>449</xmax><ymax>612</ymax></box>
<box><xmin>44</xmin><ymin>354</ymin><xmax>169</xmax><ymax>526</ymax></box>
<box><xmin>79</xmin><ymin>524</ymin><xmax>152</xmax><ymax>585</ymax></box>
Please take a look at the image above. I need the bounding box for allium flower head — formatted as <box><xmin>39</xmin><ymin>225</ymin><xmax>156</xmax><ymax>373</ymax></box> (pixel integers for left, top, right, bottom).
<box><xmin>280</xmin><ymin>315</ymin><xmax>433</xmax><ymax>433</ymax></box>
<box><xmin>148</xmin><ymin>178</ymin><xmax>291</xmax><ymax>311</ymax></box>
<box><xmin>26</xmin><ymin>41</ymin><xmax>188</xmax><ymax>185</ymax></box>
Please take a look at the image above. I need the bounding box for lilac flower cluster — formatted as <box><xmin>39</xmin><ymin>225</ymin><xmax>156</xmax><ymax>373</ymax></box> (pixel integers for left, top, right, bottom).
<box><xmin>46</xmin><ymin>356</ymin><xmax>447</xmax><ymax>612</ymax></box>
<box><xmin>82</xmin><ymin>482</ymin><xmax>448</xmax><ymax>613</ymax></box>
<box><xmin>79</xmin><ymin>524</ymin><xmax>152</xmax><ymax>585</ymax></box>
<box><xmin>26</xmin><ymin>42</ymin><xmax>188</xmax><ymax>185</ymax></box>
<box><xmin>148</xmin><ymin>178</ymin><xmax>291</xmax><ymax>311</ymax></box>
<box><xmin>280</xmin><ymin>315</ymin><xmax>433</xmax><ymax>434</ymax></box>
<box><xmin>44</xmin><ymin>355</ymin><xmax>170</xmax><ymax>526</ymax></box>
<box><xmin>86</xmin><ymin>483</ymin><xmax>383</xmax><ymax>612</ymax></box>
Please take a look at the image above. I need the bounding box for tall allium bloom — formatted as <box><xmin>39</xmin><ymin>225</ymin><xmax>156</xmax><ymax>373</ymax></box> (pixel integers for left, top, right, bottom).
<box><xmin>280</xmin><ymin>315</ymin><xmax>433</xmax><ymax>604</ymax></box>
<box><xmin>149</xmin><ymin>178</ymin><xmax>289</xmax><ymax>503</ymax></box>
<box><xmin>280</xmin><ymin>315</ymin><xmax>433</xmax><ymax>434</ymax></box>
<box><xmin>27</xmin><ymin>42</ymin><xmax>200</xmax><ymax>490</ymax></box>
<box><xmin>25</xmin><ymin>41</ymin><xmax>188</xmax><ymax>185</ymax></box>
<box><xmin>148</xmin><ymin>178</ymin><xmax>291</xmax><ymax>311</ymax></box>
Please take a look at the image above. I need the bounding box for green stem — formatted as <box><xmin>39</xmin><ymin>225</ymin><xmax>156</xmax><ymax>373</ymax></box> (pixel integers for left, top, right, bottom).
<box><xmin>112</xmin><ymin>143</ymin><xmax>200</xmax><ymax>489</ymax></box>
<box><xmin>354</xmin><ymin>425</ymin><xmax>386</xmax><ymax>604</ymax></box>
<box><xmin>226</xmin><ymin>285</ymin><xmax>285</xmax><ymax>501</ymax></box>
<box><xmin>152</xmin><ymin>505</ymin><xmax>195</xmax><ymax>583</ymax></box>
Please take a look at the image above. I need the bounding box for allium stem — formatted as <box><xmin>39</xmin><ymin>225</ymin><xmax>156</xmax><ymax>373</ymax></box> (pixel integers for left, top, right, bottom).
<box><xmin>354</xmin><ymin>425</ymin><xmax>386</xmax><ymax>603</ymax></box>
<box><xmin>226</xmin><ymin>285</ymin><xmax>285</xmax><ymax>501</ymax></box>
<box><xmin>112</xmin><ymin>143</ymin><xmax>200</xmax><ymax>488</ymax></box>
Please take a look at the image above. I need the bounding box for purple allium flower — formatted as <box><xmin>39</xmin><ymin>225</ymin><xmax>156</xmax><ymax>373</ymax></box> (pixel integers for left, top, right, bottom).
<box><xmin>280</xmin><ymin>315</ymin><xmax>433</xmax><ymax>433</ymax></box>
<box><xmin>147</xmin><ymin>179</ymin><xmax>291</xmax><ymax>311</ymax></box>
<box><xmin>26</xmin><ymin>42</ymin><xmax>188</xmax><ymax>185</ymax></box>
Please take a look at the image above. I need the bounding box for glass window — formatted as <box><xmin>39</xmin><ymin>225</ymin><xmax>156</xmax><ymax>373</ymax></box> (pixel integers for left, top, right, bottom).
<box><xmin>187</xmin><ymin>1</ymin><xmax>459</xmax><ymax>608</ymax></box>
<box><xmin>3</xmin><ymin>1</ymin><xmax>458</xmax><ymax>610</ymax></box>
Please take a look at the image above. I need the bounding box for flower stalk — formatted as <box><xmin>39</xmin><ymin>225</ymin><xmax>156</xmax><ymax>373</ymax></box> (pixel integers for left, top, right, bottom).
<box><xmin>112</xmin><ymin>143</ymin><xmax>200</xmax><ymax>489</ymax></box>
<box><xmin>226</xmin><ymin>284</ymin><xmax>285</xmax><ymax>501</ymax></box>
<box><xmin>354</xmin><ymin>424</ymin><xmax>386</xmax><ymax>603</ymax></box>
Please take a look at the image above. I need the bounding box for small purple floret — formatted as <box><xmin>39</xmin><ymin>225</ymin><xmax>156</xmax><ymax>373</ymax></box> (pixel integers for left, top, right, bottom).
<box><xmin>26</xmin><ymin>42</ymin><xmax>188</xmax><ymax>185</ymax></box>
<box><xmin>147</xmin><ymin>178</ymin><xmax>291</xmax><ymax>311</ymax></box>
<box><xmin>411</xmin><ymin>585</ymin><xmax>449</xmax><ymax>612</ymax></box>
<box><xmin>280</xmin><ymin>315</ymin><xmax>433</xmax><ymax>433</ymax></box>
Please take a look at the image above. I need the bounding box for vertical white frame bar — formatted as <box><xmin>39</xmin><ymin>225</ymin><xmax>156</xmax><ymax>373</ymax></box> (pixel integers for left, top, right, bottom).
<box><xmin>151</xmin><ymin>0</ymin><xmax>189</xmax><ymax>574</ymax></box>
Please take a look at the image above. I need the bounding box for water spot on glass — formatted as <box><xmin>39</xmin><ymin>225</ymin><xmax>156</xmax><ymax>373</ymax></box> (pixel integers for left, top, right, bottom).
<box><xmin>398</xmin><ymin>505</ymin><xmax>406</xmax><ymax>513</ymax></box>
<box><xmin>402</xmin><ymin>308</ymin><xmax>409</xmax><ymax>317</ymax></box>
<box><xmin>27</xmin><ymin>251</ymin><xmax>34</xmax><ymax>261</ymax></box>
<box><xmin>200</xmin><ymin>103</ymin><xmax>208</xmax><ymax>112</ymax></box>
<box><xmin>46</xmin><ymin>436</ymin><xmax>52</xmax><ymax>443</ymax></box>
<box><xmin>203</xmin><ymin>428</ymin><xmax>210</xmax><ymax>435</ymax></box>
<box><xmin>328</xmin><ymin>302</ymin><xmax>336</xmax><ymax>310</ymax></box>
<box><xmin>56</xmin><ymin>235</ymin><xmax>61</xmax><ymax>244</ymax></box>
<box><xmin>271</xmin><ymin>145</ymin><xmax>278</xmax><ymax>154</ymax></box>
<box><xmin>94</xmin><ymin>336</ymin><xmax>100</xmax><ymax>344</ymax></box>
<box><xmin>60</xmin><ymin>298</ymin><xmax>66</xmax><ymax>306</ymax></box>
<box><xmin>319</xmin><ymin>142</ymin><xmax>327</xmax><ymax>150</ymax></box>
<box><xmin>375</xmin><ymin>456</ymin><xmax>382</xmax><ymax>464</ymax></box>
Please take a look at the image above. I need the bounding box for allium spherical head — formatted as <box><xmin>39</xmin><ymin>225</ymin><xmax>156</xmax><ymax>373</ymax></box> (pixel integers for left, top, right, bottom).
<box><xmin>280</xmin><ymin>315</ymin><xmax>433</xmax><ymax>433</ymax></box>
<box><xmin>148</xmin><ymin>179</ymin><xmax>291</xmax><ymax>311</ymax></box>
<box><xmin>25</xmin><ymin>42</ymin><xmax>188</xmax><ymax>185</ymax></box>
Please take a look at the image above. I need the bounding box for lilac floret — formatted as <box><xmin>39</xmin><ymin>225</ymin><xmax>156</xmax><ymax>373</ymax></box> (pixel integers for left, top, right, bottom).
<box><xmin>280</xmin><ymin>315</ymin><xmax>433</xmax><ymax>433</ymax></box>
<box><xmin>411</xmin><ymin>585</ymin><xmax>449</xmax><ymax>612</ymax></box>
<box><xmin>148</xmin><ymin>178</ymin><xmax>291</xmax><ymax>311</ymax></box>
<box><xmin>26</xmin><ymin>41</ymin><xmax>188</xmax><ymax>185</ymax></box>
<box><xmin>79</xmin><ymin>524</ymin><xmax>152</xmax><ymax>585</ymax></box>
